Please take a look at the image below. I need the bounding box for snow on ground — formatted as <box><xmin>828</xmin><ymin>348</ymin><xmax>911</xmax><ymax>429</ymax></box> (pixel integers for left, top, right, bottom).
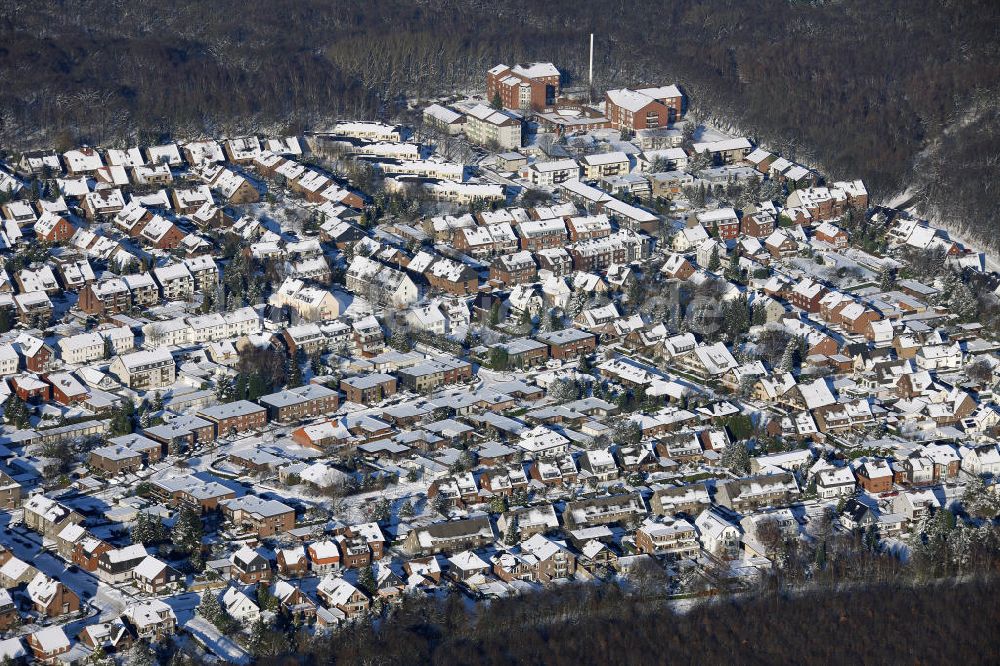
<box><xmin>184</xmin><ymin>616</ymin><xmax>251</xmax><ymax>665</ymax></box>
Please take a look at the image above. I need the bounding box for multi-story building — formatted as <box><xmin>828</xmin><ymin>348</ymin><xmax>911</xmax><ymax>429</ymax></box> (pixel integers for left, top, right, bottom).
<box><xmin>521</xmin><ymin>159</ymin><xmax>580</xmax><ymax>186</ymax></box>
<box><xmin>259</xmin><ymin>383</ymin><xmax>340</xmax><ymax>423</ymax></box>
<box><xmin>340</xmin><ymin>373</ymin><xmax>397</xmax><ymax>405</ymax></box>
<box><xmin>463</xmin><ymin>104</ymin><xmax>523</xmax><ymax>151</ymax></box>
<box><xmin>108</xmin><ymin>349</ymin><xmax>175</xmax><ymax>390</ymax></box>
<box><xmin>490</xmin><ymin>251</ymin><xmax>538</xmax><ymax>286</ymax></box>
<box><xmin>152</xmin><ymin>263</ymin><xmax>194</xmax><ymax>301</ymax></box>
<box><xmin>486</xmin><ymin>62</ymin><xmax>560</xmax><ymax>111</ymax></box>
<box><xmin>221</xmin><ymin>496</ymin><xmax>296</xmax><ymax>538</ymax></box>
<box><xmin>197</xmin><ymin>400</ymin><xmax>268</xmax><ymax>438</ymax></box>
<box><xmin>605</xmin><ymin>85</ymin><xmax>683</xmax><ymax>132</ymax></box>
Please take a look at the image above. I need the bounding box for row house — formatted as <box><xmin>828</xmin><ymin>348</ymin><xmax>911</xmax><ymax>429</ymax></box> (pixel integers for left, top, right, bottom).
<box><xmin>259</xmin><ymin>383</ymin><xmax>340</xmax><ymax>423</ymax></box>
<box><xmin>562</xmin><ymin>492</ymin><xmax>647</xmax><ymax>528</ymax></box>
<box><xmin>340</xmin><ymin>373</ymin><xmax>397</xmax><ymax>405</ymax></box>
<box><xmin>786</xmin><ymin>181</ymin><xmax>868</xmax><ymax>221</ymax></box>
<box><xmin>453</xmin><ymin>223</ymin><xmax>519</xmax><ymax>258</ymax></box>
<box><xmin>402</xmin><ymin>516</ymin><xmax>496</xmax><ymax>556</ymax></box>
<box><xmin>537</xmin><ymin>248</ymin><xmax>574</xmax><ymax>276</ymax></box>
<box><xmin>535</xmin><ymin>328</ymin><xmax>596</xmax><ymax>360</ymax></box>
<box><xmin>517</xmin><ymin>217</ymin><xmax>567</xmax><ymax>251</ymax></box>
<box><xmin>650</xmin><ymin>483</ymin><xmax>711</xmax><ymax>517</ymax></box>
<box><xmin>490</xmin><ymin>251</ymin><xmax>537</xmax><ymax>286</ymax></box>
<box><xmin>698</xmin><ymin>208</ymin><xmax>740</xmax><ymax>240</ymax></box>
<box><xmin>221</xmin><ymin>496</ymin><xmax>296</xmax><ymax>538</ymax></box>
<box><xmin>520</xmin><ymin>159</ymin><xmax>580</xmax><ymax>186</ymax></box>
<box><xmin>282</xmin><ymin>322</ymin><xmax>328</xmax><ymax>356</ymax></box>
<box><xmin>423</xmin><ymin>103</ymin><xmax>465</xmax><ymax>134</ymax></box>
<box><xmin>78</xmin><ymin>278</ymin><xmax>131</xmax><ymax>316</ymax></box>
<box><xmin>691</xmin><ymin>137</ymin><xmax>752</xmax><ymax>165</ymax></box>
<box><xmin>580</xmin><ymin>151</ymin><xmax>631</xmax><ymax>179</ymax></box>
<box><xmin>566</xmin><ymin>214</ymin><xmax>612</xmax><ymax>242</ymax></box>
<box><xmin>397</xmin><ymin>358</ymin><xmax>473</xmax><ymax>393</ymax></box>
<box><xmin>153</xmin><ymin>263</ymin><xmax>195</xmax><ymax>301</ymax></box>
<box><xmin>150</xmin><ymin>474</ymin><xmax>235</xmax><ymax>512</ymax></box>
<box><xmin>423</xmin><ymin>256</ymin><xmax>480</xmax><ymax>295</ymax></box>
<box><xmin>197</xmin><ymin>400</ymin><xmax>268</xmax><ymax>438</ymax></box>
<box><xmin>714</xmin><ymin>473</ymin><xmax>800</xmax><ymax>511</ymax></box>
<box><xmin>493</xmin><ymin>337</ymin><xmax>549</xmax><ymax>368</ymax></box>
<box><xmin>634</xmin><ymin>517</ymin><xmax>699</xmax><ymax>559</ymax></box>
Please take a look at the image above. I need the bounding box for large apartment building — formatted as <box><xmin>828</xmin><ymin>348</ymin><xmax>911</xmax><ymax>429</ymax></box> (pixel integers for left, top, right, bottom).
<box><xmin>486</xmin><ymin>62</ymin><xmax>560</xmax><ymax>111</ymax></box>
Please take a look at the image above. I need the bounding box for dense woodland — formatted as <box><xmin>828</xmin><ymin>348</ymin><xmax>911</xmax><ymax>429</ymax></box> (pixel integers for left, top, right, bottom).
<box><xmin>0</xmin><ymin>1</ymin><xmax>998</xmax><ymax>245</ymax></box>
<box><xmin>253</xmin><ymin>578</ymin><xmax>1000</xmax><ymax>665</ymax></box>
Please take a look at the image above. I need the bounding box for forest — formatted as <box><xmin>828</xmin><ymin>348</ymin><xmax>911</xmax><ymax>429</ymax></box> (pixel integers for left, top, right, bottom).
<box><xmin>255</xmin><ymin>577</ymin><xmax>1000</xmax><ymax>665</ymax></box>
<box><xmin>0</xmin><ymin>0</ymin><xmax>997</xmax><ymax>244</ymax></box>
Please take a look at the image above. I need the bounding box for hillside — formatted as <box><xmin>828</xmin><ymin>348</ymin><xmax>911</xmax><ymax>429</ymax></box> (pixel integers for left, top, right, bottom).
<box><xmin>0</xmin><ymin>0</ymin><xmax>998</xmax><ymax>243</ymax></box>
<box><xmin>287</xmin><ymin>578</ymin><xmax>1000</xmax><ymax>665</ymax></box>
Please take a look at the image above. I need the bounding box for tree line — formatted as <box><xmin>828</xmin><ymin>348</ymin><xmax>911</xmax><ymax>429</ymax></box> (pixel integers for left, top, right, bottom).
<box><xmin>0</xmin><ymin>1</ymin><xmax>997</xmax><ymax>245</ymax></box>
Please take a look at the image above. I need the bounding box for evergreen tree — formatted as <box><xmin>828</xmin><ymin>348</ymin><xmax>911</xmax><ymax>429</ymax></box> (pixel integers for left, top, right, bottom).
<box><xmin>724</xmin><ymin>252</ymin><xmax>741</xmax><ymax>282</ymax></box>
<box><xmin>720</xmin><ymin>441</ymin><xmax>751</xmax><ymax>474</ymax></box>
<box><xmin>358</xmin><ymin>565</ymin><xmax>377</xmax><ymax>596</ymax></box>
<box><xmin>779</xmin><ymin>339</ymin><xmax>798</xmax><ymax>372</ymax></box>
<box><xmin>127</xmin><ymin>643</ymin><xmax>156</xmax><ymax>666</ymax></box>
<box><xmin>171</xmin><ymin>507</ymin><xmax>204</xmax><ymax>556</ymax></box>
<box><xmin>489</xmin><ymin>494</ymin><xmax>508</xmax><ymax>514</ymax></box>
<box><xmin>963</xmin><ymin>475</ymin><xmax>1000</xmax><ymax>519</ymax></box>
<box><xmin>708</xmin><ymin>247</ymin><xmax>722</xmax><ymax>272</ymax></box>
<box><xmin>814</xmin><ymin>539</ymin><xmax>827</xmax><ymax>569</ymax></box>
<box><xmin>878</xmin><ymin>266</ymin><xmax>895</xmax><ymax>292</ymax></box>
<box><xmin>389</xmin><ymin>328</ymin><xmax>411</xmax><ymax>351</ymax></box>
<box><xmin>371</xmin><ymin>498</ymin><xmax>391</xmax><ymax>523</ymax></box>
<box><xmin>503</xmin><ymin>518</ymin><xmax>518</xmax><ymax>546</ymax></box>
<box><xmin>245</xmin><ymin>616</ymin><xmax>268</xmax><ymax>656</ymax></box>
<box><xmin>4</xmin><ymin>394</ymin><xmax>29</xmax><ymax>428</ymax></box>
<box><xmin>131</xmin><ymin>511</ymin><xmax>166</xmax><ymax>545</ymax></box>
<box><xmin>110</xmin><ymin>397</ymin><xmax>135</xmax><ymax>436</ymax></box>
<box><xmin>197</xmin><ymin>590</ymin><xmax>225</xmax><ymax>627</ymax></box>
<box><xmin>400</xmin><ymin>500</ymin><xmax>414</xmax><ymax>518</ymax></box>
<box><xmin>287</xmin><ymin>357</ymin><xmax>303</xmax><ymax>388</ymax></box>
<box><xmin>247</xmin><ymin>373</ymin><xmax>268</xmax><ymax>400</ymax></box>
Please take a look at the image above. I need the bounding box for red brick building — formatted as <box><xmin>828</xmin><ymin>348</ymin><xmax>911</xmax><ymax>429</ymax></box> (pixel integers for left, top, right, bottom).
<box><xmin>605</xmin><ymin>85</ymin><xmax>683</xmax><ymax>132</ymax></box>
<box><xmin>487</xmin><ymin>63</ymin><xmax>560</xmax><ymax>111</ymax></box>
<box><xmin>535</xmin><ymin>329</ymin><xmax>596</xmax><ymax>360</ymax></box>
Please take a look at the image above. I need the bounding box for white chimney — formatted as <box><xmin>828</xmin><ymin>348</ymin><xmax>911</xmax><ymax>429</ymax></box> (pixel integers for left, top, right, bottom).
<box><xmin>589</xmin><ymin>33</ymin><xmax>595</xmax><ymax>97</ymax></box>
